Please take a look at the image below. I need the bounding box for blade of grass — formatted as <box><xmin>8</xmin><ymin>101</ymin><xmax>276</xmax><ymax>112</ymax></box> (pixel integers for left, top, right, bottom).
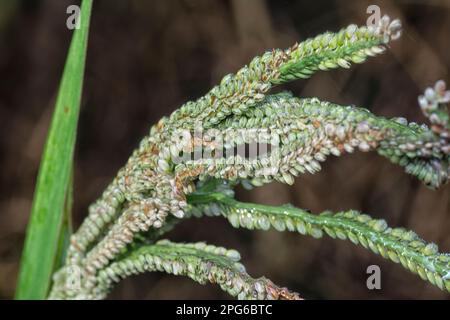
<box><xmin>54</xmin><ymin>168</ymin><xmax>74</xmax><ymax>271</ymax></box>
<box><xmin>15</xmin><ymin>0</ymin><xmax>93</xmax><ymax>299</ymax></box>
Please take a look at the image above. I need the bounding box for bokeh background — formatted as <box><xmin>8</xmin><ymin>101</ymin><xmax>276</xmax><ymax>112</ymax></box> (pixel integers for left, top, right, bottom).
<box><xmin>1</xmin><ymin>0</ymin><xmax>449</xmax><ymax>299</ymax></box>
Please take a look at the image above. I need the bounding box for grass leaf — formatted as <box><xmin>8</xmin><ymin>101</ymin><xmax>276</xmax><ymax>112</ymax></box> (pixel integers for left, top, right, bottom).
<box><xmin>15</xmin><ymin>0</ymin><xmax>93</xmax><ymax>299</ymax></box>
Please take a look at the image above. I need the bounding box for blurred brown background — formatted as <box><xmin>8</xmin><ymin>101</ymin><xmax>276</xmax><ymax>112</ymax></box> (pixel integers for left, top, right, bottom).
<box><xmin>0</xmin><ymin>0</ymin><xmax>449</xmax><ymax>299</ymax></box>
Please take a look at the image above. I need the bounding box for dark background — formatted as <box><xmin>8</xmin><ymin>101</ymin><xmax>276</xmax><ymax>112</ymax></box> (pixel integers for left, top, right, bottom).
<box><xmin>0</xmin><ymin>0</ymin><xmax>449</xmax><ymax>299</ymax></box>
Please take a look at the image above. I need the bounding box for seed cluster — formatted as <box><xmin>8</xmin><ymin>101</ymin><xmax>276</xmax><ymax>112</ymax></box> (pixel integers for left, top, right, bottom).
<box><xmin>50</xmin><ymin>16</ymin><xmax>449</xmax><ymax>299</ymax></box>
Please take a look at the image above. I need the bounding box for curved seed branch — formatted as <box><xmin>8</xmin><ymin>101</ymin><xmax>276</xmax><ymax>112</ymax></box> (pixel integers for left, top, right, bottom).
<box><xmin>83</xmin><ymin>240</ymin><xmax>301</xmax><ymax>300</ymax></box>
<box><xmin>276</xmin><ymin>16</ymin><xmax>401</xmax><ymax>83</ymax></box>
<box><xmin>187</xmin><ymin>191</ymin><xmax>450</xmax><ymax>293</ymax></box>
<box><xmin>170</xmin><ymin>16</ymin><xmax>401</xmax><ymax>130</ymax></box>
<box><xmin>176</xmin><ymin>92</ymin><xmax>449</xmax><ymax>189</ymax></box>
